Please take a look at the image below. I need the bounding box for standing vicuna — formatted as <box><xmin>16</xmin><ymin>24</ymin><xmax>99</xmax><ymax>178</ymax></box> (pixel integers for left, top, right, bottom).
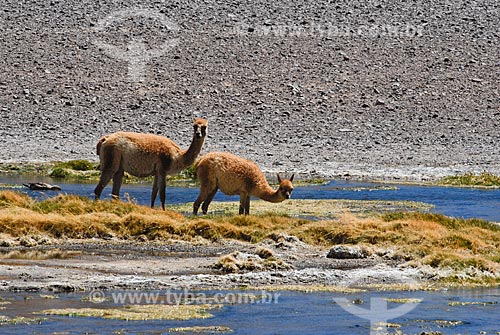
<box><xmin>94</xmin><ymin>118</ymin><xmax>208</xmax><ymax>209</ymax></box>
<box><xmin>193</xmin><ymin>152</ymin><xmax>294</xmax><ymax>215</ymax></box>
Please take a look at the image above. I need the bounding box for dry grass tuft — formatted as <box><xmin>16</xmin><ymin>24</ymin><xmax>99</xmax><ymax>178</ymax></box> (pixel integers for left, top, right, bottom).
<box><xmin>213</xmin><ymin>251</ymin><xmax>292</xmax><ymax>273</ymax></box>
<box><xmin>1</xmin><ymin>191</ymin><xmax>500</xmax><ymax>282</ymax></box>
<box><xmin>0</xmin><ymin>249</ymin><xmax>80</xmax><ymax>260</ymax></box>
<box><xmin>0</xmin><ymin>190</ymin><xmax>31</xmax><ymax>208</ymax></box>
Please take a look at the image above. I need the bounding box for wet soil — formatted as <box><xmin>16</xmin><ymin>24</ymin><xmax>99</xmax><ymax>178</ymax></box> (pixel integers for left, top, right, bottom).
<box><xmin>0</xmin><ymin>239</ymin><xmax>418</xmax><ymax>292</ymax></box>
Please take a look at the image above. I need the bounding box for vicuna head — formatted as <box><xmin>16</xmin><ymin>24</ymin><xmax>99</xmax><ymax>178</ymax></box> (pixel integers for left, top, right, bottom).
<box><xmin>193</xmin><ymin>118</ymin><xmax>208</xmax><ymax>139</ymax></box>
<box><xmin>277</xmin><ymin>174</ymin><xmax>294</xmax><ymax>200</ymax></box>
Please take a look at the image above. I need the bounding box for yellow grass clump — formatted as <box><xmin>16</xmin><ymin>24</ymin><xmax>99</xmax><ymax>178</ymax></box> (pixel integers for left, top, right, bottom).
<box><xmin>1</xmin><ymin>191</ymin><xmax>500</xmax><ymax>280</ymax></box>
<box><xmin>0</xmin><ymin>190</ymin><xmax>32</xmax><ymax>208</ymax></box>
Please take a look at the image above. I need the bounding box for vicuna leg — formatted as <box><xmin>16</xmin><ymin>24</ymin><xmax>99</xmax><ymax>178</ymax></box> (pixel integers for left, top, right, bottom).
<box><xmin>201</xmin><ymin>188</ymin><xmax>218</xmax><ymax>214</ymax></box>
<box><xmin>151</xmin><ymin>173</ymin><xmax>167</xmax><ymax>210</ymax></box>
<box><xmin>194</xmin><ymin>184</ymin><xmax>217</xmax><ymax>215</ymax></box>
<box><xmin>111</xmin><ymin>166</ymin><xmax>124</xmax><ymax>200</ymax></box>
<box><xmin>244</xmin><ymin>196</ymin><xmax>251</xmax><ymax>215</ymax></box>
<box><xmin>94</xmin><ymin>171</ymin><xmax>113</xmax><ymax>200</ymax></box>
<box><xmin>193</xmin><ymin>191</ymin><xmax>205</xmax><ymax>215</ymax></box>
<box><xmin>239</xmin><ymin>193</ymin><xmax>249</xmax><ymax>215</ymax></box>
<box><xmin>158</xmin><ymin>175</ymin><xmax>167</xmax><ymax>210</ymax></box>
<box><xmin>194</xmin><ymin>165</ymin><xmax>216</xmax><ymax>215</ymax></box>
<box><xmin>94</xmin><ymin>148</ymin><xmax>120</xmax><ymax>200</ymax></box>
<box><xmin>151</xmin><ymin>175</ymin><xmax>159</xmax><ymax>208</ymax></box>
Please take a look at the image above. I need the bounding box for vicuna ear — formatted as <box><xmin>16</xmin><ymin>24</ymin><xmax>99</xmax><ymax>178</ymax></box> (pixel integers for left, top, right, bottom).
<box><xmin>289</xmin><ymin>174</ymin><xmax>294</xmax><ymax>182</ymax></box>
<box><xmin>277</xmin><ymin>173</ymin><xmax>282</xmax><ymax>183</ymax></box>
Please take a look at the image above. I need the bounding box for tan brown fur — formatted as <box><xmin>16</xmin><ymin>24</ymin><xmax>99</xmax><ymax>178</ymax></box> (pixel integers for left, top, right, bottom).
<box><xmin>96</xmin><ymin>135</ymin><xmax>107</xmax><ymax>155</ymax></box>
<box><xmin>193</xmin><ymin>152</ymin><xmax>294</xmax><ymax>215</ymax></box>
<box><xmin>94</xmin><ymin>118</ymin><xmax>208</xmax><ymax>209</ymax></box>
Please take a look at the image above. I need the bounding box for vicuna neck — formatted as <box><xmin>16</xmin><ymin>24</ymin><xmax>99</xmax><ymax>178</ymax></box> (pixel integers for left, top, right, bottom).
<box><xmin>182</xmin><ymin>134</ymin><xmax>205</xmax><ymax>168</ymax></box>
<box><xmin>258</xmin><ymin>185</ymin><xmax>285</xmax><ymax>203</ymax></box>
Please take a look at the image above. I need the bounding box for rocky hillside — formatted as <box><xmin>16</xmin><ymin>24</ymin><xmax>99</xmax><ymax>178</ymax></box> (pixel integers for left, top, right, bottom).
<box><xmin>0</xmin><ymin>0</ymin><xmax>498</xmax><ymax>180</ymax></box>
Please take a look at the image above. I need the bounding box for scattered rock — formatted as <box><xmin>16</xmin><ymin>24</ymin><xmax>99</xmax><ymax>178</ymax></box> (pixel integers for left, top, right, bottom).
<box><xmin>0</xmin><ymin>239</ymin><xmax>13</xmax><ymax>247</ymax></box>
<box><xmin>47</xmin><ymin>284</ymin><xmax>82</xmax><ymax>293</ymax></box>
<box><xmin>269</xmin><ymin>233</ymin><xmax>300</xmax><ymax>244</ymax></box>
<box><xmin>18</xmin><ymin>236</ymin><xmax>37</xmax><ymax>248</ymax></box>
<box><xmin>339</xmin><ymin>51</ymin><xmax>350</xmax><ymax>61</ymax></box>
<box><xmin>267</xmin><ymin>233</ymin><xmax>306</xmax><ymax>250</ymax></box>
<box><xmin>327</xmin><ymin>246</ymin><xmax>370</xmax><ymax>259</ymax></box>
<box><xmin>256</xmin><ymin>246</ymin><xmax>275</xmax><ymax>259</ymax></box>
<box><xmin>19</xmin><ymin>272</ymin><xmax>32</xmax><ymax>280</ymax></box>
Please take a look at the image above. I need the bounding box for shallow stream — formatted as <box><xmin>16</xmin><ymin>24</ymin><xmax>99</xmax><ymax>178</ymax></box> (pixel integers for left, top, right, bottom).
<box><xmin>1</xmin><ymin>176</ymin><xmax>499</xmax><ymax>222</ymax></box>
<box><xmin>1</xmin><ymin>288</ymin><xmax>500</xmax><ymax>334</ymax></box>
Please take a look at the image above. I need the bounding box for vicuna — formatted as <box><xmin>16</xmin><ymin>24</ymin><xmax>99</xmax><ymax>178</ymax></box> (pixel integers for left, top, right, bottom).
<box><xmin>193</xmin><ymin>152</ymin><xmax>294</xmax><ymax>215</ymax></box>
<box><xmin>94</xmin><ymin>118</ymin><xmax>208</xmax><ymax>209</ymax></box>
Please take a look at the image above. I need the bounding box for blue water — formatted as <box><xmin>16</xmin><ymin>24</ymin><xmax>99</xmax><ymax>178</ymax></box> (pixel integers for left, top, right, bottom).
<box><xmin>2</xmin><ymin>177</ymin><xmax>499</xmax><ymax>222</ymax></box>
<box><xmin>1</xmin><ymin>288</ymin><xmax>500</xmax><ymax>334</ymax></box>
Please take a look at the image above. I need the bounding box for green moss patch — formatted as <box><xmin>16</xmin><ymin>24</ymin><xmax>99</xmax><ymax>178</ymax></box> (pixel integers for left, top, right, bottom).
<box><xmin>438</xmin><ymin>172</ymin><xmax>500</xmax><ymax>187</ymax></box>
<box><xmin>170</xmin><ymin>199</ymin><xmax>433</xmax><ymax>219</ymax></box>
<box><xmin>0</xmin><ymin>315</ymin><xmax>46</xmax><ymax>326</ymax></box>
<box><xmin>40</xmin><ymin>304</ymin><xmax>222</xmax><ymax>321</ymax></box>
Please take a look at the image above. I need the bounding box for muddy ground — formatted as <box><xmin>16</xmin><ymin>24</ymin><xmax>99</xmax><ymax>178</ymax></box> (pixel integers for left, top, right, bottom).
<box><xmin>0</xmin><ymin>199</ymin><xmax>435</xmax><ymax>292</ymax></box>
<box><xmin>0</xmin><ymin>239</ymin><xmax>424</xmax><ymax>292</ymax></box>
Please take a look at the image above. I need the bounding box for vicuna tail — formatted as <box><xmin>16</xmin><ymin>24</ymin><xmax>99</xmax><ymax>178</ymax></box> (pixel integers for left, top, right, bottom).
<box><xmin>96</xmin><ymin>136</ymin><xmax>108</xmax><ymax>155</ymax></box>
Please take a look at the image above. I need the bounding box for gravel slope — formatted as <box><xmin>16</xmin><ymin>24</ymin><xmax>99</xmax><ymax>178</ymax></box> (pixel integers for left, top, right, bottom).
<box><xmin>0</xmin><ymin>0</ymin><xmax>498</xmax><ymax>180</ymax></box>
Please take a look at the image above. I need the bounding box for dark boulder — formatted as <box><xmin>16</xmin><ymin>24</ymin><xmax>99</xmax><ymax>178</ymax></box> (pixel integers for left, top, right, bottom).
<box><xmin>327</xmin><ymin>245</ymin><xmax>369</xmax><ymax>259</ymax></box>
<box><xmin>23</xmin><ymin>183</ymin><xmax>62</xmax><ymax>191</ymax></box>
